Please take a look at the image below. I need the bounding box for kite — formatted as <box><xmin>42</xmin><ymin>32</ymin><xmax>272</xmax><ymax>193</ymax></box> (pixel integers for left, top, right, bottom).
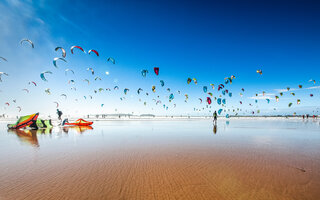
<box><xmin>199</xmin><ymin>98</ymin><xmax>202</xmax><ymax>103</ymax></box>
<box><xmin>107</xmin><ymin>57</ymin><xmax>115</xmax><ymax>64</ymax></box>
<box><xmin>0</xmin><ymin>57</ymin><xmax>7</xmax><ymax>62</ymax></box>
<box><xmin>22</xmin><ymin>89</ymin><xmax>29</xmax><ymax>93</ymax></box>
<box><xmin>40</xmin><ymin>71</ymin><xmax>52</xmax><ymax>82</ymax></box>
<box><xmin>218</xmin><ymin>84</ymin><xmax>224</xmax><ymax>91</ymax></box>
<box><xmin>207</xmin><ymin>97</ymin><xmax>212</xmax><ymax>105</ymax></box>
<box><xmin>290</xmin><ymin>92</ymin><xmax>295</xmax><ymax>96</ymax></box>
<box><xmin>0</xmin><ymin>72</ymin><xmax>8</xmax><ymax>82</ymax></box>
<box><xmin>28</xmin><ymin>81</ymin><xmax>37</xmax><ymax>86</ymax></box>
<box><xmin>101</xmin><ymin>104</ymin><xmax>104</xmax><ymax>107</ymax></box>
<box><xmin>256</xmin><ymin>69</ymin><xmax>262</xmax><ymax>75</ymax></box>
<box><xmin>137</xmin><ymin>88</ymin><xmax>143</xmax><ymax>94</ymax></box>
<box><xmin>154</xmin><ymin>67</ymin><xmax>159</xmax><ymax>75</ymax></box>
<box><xmin>169</xmin><ymin>93</ymin><xmax>174</xmax><ymax>101</ymax></box>
<box><xmin>114</xmin><ymin>86</ymin><xmax>119</xmax><ymax>90</ymax></box>
<box><xmin>280</xmin><ymin>92</ymin><xmax>283</xmax><ymax>96</ymax></box>
<box><xmin>287</xmin><ymin>87</ymin><xmax>290</xmax><ymax>91</ymax></box>
<box><xmin>124</xmin><ymin>88</ymin><xmax>129</xmax><ymax>95</ymax></box>
<box><xmin>53</xmin><ymin>102</ymin><xmax>59</xmax><ymax>108</ymax></box>
<box><xmin>229</xmin><ymin>93</ymin><xmax>232</xmax><ymax>97</ymax></box>
<box><xmin>55</xmin><ymin>47</ymin><xmax>66</xmax><ymax>58</ymax></box>
<box><xmin>297</xmin><ymin>99</ymin><xmax>301</xmax><ymax>105</ymax></box>
<box><xmin>83</xmin><ymin>79</ymin><xmax>90</xmax><ymax>85</ymax></box>
<box><xmin>310</xmin><ymin>94</ymin><xmax>313</xmax><ymax>97</ymax></box>
<box><xmin>187</xmin><ymin>78</ymin><xmax>192</xmax><ymax>84</ymax></box>
<box><xmin>210</xmin><ymin>84</ymin><xmax>214</xmax><ymax>89</ymax></box>
<box><xmin>5</xmin><ymin>102</ymin><xmax>10</xmax><ymax>106</ymax></box>
<box><xmin>68</xmin><ymin>80</ymin><xmax>75</xmax><ymax>84</ymax></box>
<box><xmin>218</xmin><ymin>109</ymin><xmax>223</xmax><ymax>115</ymax></box>
<box><xmin>20</xmin><ymin>39</ymin><xmax>34</xmax><ymax>48</ymax></box>
<box><xmin>203</xmin><ymin>86</ymin><xmax>207</xmax><ymax>93</ymax></box>
<box><xmin>224</xmin><ymin>77</ymin><xmax>232</xmax><ymax>84</ymax></box>
<box><xmin>275</xmin><ymin>96</ymin><xmax>279</xmax><ymax>102</ymax></box>
<box><xmin>152</xmin><ymin>86</ymin><xmax>156</xmax><ymax>93</ymax></box>
<box><xmin>71</xmin><ymin>46</ymin><xmax>85</xmax><ymax>54</ymax></box>
<box><xmin>88</xmin><ymin>49</ymin><xmax>99</xmax><ymax>56</ymax></box>
<box><xmin>222</xmin><ymin>99</ymin><xmax>226</xmax><ymax>104</ymax></box>
<box><xmin>266</xmin><ymin>99</ymin><xmax>270</xmax><ymax>104</ymax></box>
<box><xmin>53</xmin><ymin>57</ymin><xmax>67</xmax><ymax>68</ymax></box>
<box><xmin>288</xmin><ymin>103</ymin><xmax>292</xmax><ymax>107</ymax></box>
<box><xmin>208</xmin><ymin>92</ymin><xmax>213</xmax><ymax>97</ymax></box>
<box><xmin>65</xmin><ymin>69</ymin><xmax>74</xmax><ymax>75</ymax></box>
<box><xmin>153</xmin><ymin>67</ymin><xmax>159</xmax><ymax>76</ymax></box>
<box><xmin>185</xmin><ymin>94</ymin><xmax>189</xmax><ymax>101</ymax></box>
<box><xmin>192</xmin><ymin>78</ymin><xmax>197</xmax><ymax>84</ymax></box>
<box><xmin>45</xmin><ymin>88</ymin><xmax>51</xmax><ymax>95</ymax></box>
<box><xmin>167</xmin><ymin>88</ymin><xmax>170</xmax><ymax>92</ymax></box>
<box><xmin>141</xmin><ymin>70</ymin><xmax>148</xmax><ymax>77</ymax></box>
<box><xmin>61</xmin><ymin>94</ymin><xmax>67</xmax><ymax>99</ymax></box>
<box><xmin>160</xmin><ymin>80</ymin><xmax>164</xmax><ymax>87</ymax></box>
<box><xmin>17</xmin><ymin>106</ymin><xmax>22</xmax><ymax>112</ymax></box>
<box><xmin>217</xmin><ymin>98</ymin><xmax>221</xmax><ymax>105</ymax></box>
<box><xmin>87</xmin><ymin>67</ymin><xmax>94</xmax><ymax>75</ymax></box>
<box><xmin>99</xmin><ymin>88</ymin><xmax>104</xmax><ymax>92</ymax></box>
<box><xmin>298</xmin><ymin>85</ymin><xmax>302</xmax><ymax>89</ymax></box>
<box><xmin>95</xmin><ymin>76</ymin><xmax>101</xmax><ymax>81</ymax></box>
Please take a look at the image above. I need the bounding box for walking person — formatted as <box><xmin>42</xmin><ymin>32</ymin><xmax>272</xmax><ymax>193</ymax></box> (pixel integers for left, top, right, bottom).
<box><xmin>213</xmin><ymin>111</ymin><xmax>217</xmax><ymax>125</ymax></box>
<box><xmin>57</xmin><ymin>109</ymin><xmax>63</xmax><ymax>121</ymax></box>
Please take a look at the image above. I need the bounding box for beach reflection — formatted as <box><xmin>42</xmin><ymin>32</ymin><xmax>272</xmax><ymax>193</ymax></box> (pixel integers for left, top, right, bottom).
<box><xmin>8</xmin><ymin>128</ymin><xmax>54</xmax><ymax>147</ymax></box>
<box><xmin>7</xmin><ymin>129</ymin><xmax>39</xmax><ymax>147</ymax></box>
<box><xmin>213</xmin><ymin>124</ymin><xmax>217</xmax><ymax>134</ymax></box>
<box><xmin>62</xmin><ymin>125</ymin><xmax>93</xmax><ymax>134</ymax></box>
<box><xmin>7</xmin><ymin>126</ymin><xmax>93</xmax><ymax>147</ymax></box>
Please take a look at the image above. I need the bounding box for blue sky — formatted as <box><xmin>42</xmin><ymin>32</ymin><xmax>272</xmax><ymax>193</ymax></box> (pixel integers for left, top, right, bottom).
<box><xmin>0</xmin><ymin>0</ymin><xmax>319</xmax><ymax>117</ymax></box>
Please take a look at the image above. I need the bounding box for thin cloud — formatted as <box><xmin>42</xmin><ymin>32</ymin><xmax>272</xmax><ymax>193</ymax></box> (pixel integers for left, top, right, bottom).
<box><xmin>306</xmin><ymin>86</ymin><xmax>320</xmax><ymax>90</ymax></box>
<box><xmin>274</xmin><ymin>85</ymin><xmax>320</xmax><ymax>93</ymax></box>
<box><xmin>248</xmin><ymin>96</ymin><xmax>274</xmax><ymax>100</ymax></box>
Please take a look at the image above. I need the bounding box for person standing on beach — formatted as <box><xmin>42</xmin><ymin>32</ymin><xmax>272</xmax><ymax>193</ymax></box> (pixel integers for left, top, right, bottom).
<box><xmin>213</xmin><ymin>111</ymin><xmax>217</xmax><ymax>125</ymax></box>
<box><xmin>57</xmin><ymin>109</ymin><xmax>63</xmax><ymax>121</ymax></box>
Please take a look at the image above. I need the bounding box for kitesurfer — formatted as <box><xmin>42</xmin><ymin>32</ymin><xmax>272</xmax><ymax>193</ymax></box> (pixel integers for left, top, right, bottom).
<box><xmin>57</xmin><ymin>109</ymin><xmax>63</xmax><ymax>120</ymax></box>
<box><xmin>213</xmin><ymin>111</ymin><xmax>217</xmax><ymax>125</ymax></box>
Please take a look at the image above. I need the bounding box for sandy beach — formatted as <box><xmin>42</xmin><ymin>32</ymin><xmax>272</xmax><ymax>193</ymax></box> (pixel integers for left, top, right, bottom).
<box><xmin>0</xmin><ymin>119</ymin><xmax>319</xmax><ymax>200</ymax></box>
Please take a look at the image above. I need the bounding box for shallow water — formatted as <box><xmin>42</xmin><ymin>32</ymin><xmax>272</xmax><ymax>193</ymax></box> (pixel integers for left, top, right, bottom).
<box><xmin>0</xmin><ymin>119</ymin><xmax>319</xmax><ymax>200</ymax></box>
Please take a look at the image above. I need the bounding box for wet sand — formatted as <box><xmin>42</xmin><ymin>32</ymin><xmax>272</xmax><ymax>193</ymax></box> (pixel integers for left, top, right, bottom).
<box><xmin>0</xmin><ymin>119</ymin><xmax>319</xmax><ymax>199</ymax></box>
